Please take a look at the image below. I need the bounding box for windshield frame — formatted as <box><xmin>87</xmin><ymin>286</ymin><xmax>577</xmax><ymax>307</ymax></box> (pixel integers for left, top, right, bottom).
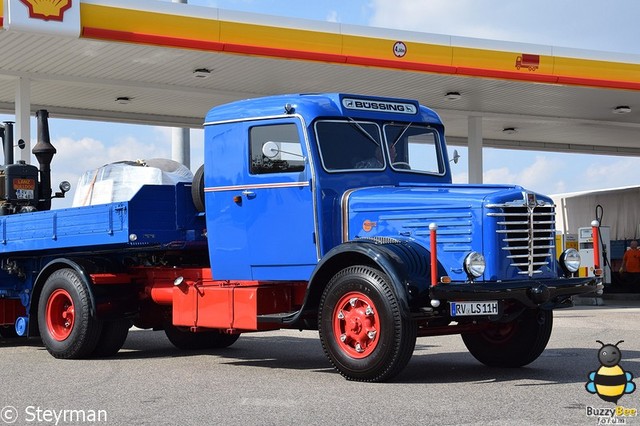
<box><xmin>313</xmin><ymin>119</ymin><xmax>446</xmax><ymax>176</ymax></box>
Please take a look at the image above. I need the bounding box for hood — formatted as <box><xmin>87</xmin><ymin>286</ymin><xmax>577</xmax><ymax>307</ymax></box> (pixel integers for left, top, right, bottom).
<box><xmin>344</xmin><ymin>183</ymin><xmax>555</xmax><ymax>281</ymax></box>
<box><xmin>346</xmin><ymin>183</ymin><xmax>530</xmax><ymax>239</ymax></box>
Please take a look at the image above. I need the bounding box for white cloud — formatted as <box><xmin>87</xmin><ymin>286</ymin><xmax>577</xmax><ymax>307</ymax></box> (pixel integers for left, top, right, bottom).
<box><xmin>452</xmin><ymin>171</ymin><xmax>467</xmax><ymax>184</ymax></box>
<box><xmin>326</xmin><ymin>10</ymin><xmax>339</xmax><ymax>23</ymax></box>
<box><xmin>582</xmin><ymin>157</ymin><xmax>640</xmax><ymax>190</ymax></box>
<box><xmin>480</xmin><ymin>152</ymin><xmax>640</xmax><ymax>197</ymax></box>
<box><xmin>482</xmin><ymin>155</ymin><xmax>569</xmax><ymax>195</ymax></box>
<box><xmin>483</xmin><ymin>167</ymin><xmax>516</xmax><ymax>186</ymax></box>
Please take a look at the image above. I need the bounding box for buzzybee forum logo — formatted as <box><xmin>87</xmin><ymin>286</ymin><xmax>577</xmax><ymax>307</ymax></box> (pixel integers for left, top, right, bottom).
<box><xmin>586</xmin><ymin>340</ymin><xmax>636</xmax><ymax>403</ymax></box>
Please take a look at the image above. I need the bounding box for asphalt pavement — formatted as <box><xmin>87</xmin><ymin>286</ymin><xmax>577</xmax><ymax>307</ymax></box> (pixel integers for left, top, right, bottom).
<box><xmin>1</xmin><ymin>301</ymin><xmax>639</xmax><ymax>426</ymax></box>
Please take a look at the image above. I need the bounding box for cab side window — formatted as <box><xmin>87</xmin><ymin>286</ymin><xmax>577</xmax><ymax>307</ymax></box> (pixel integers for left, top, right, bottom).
<box><xmin>249</xmin><ymin>123</ymin><xmax>305</xmax><ymax>175</ymax></box>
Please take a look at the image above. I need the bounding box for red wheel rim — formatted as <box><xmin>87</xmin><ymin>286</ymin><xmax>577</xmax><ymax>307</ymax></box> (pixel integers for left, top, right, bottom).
<box><xmin>482</xmin><ymin>322</ymin><xmax>517</xmax><ymax>344</ymax></box>
<box><xmin>46</xmin><ymin>289</ymin><xmax>75</xmax><ymax>341</ymax></box>
<box><xmin>332</xmin><ymin>292</ymin><xmax>379</xmax><ymax>359</ymax></box>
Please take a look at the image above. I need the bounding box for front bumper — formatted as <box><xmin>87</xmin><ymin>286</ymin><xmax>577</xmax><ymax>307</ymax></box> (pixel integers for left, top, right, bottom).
<box><xmin>429</xmin><ymin>276</ymin><xmax>601</xmax><ymax>309</ymax></box>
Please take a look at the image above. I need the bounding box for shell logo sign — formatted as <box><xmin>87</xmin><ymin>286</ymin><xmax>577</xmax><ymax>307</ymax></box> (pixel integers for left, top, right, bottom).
<box><xmin>5</xmin><ymin>0</ymin><xmax>80</xmax><ymax>36</ymax></box>
<box><xmin>19</xmin><ymin>0</ymin><xmax>72</xmax><ymax>22</ymax></box>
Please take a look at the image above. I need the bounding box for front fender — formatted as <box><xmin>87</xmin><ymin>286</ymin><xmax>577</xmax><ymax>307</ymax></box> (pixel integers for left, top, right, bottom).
<box><xmin>289</xmin><ymin>238</ymin><xmax>442</xmax><ymax>329</ymax></box>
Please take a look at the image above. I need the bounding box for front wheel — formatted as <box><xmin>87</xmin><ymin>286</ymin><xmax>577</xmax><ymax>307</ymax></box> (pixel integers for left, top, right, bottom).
<box><xmin>164</xmin><ymin>324</ymin><xmax>240</xmax><ymax>350</ymax></box>
<box><xmin>318</xmin><ymin>265</ymin><xmax>416</xmax><ymax>382</ymax></box>
<box><xmin>38</xmin><ymin>269</ymin><xmax>103</xmax><ymax>359</ymax></box>
<box><xmin>461</xmin><ymin>308</ymin><xmax>553</xmax><ymax>367</ymax></box>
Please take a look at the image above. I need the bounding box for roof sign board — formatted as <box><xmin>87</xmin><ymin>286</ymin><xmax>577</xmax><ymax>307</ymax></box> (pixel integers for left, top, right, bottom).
<box><xmin>5</xmin><ymin>0</ymin><xmax>80</xmax><ymax>37</ymax></box>
<box><xmin>341</xmin><ymin>98</ymin><xmax>417</xmax><ymax>115</ymax></box>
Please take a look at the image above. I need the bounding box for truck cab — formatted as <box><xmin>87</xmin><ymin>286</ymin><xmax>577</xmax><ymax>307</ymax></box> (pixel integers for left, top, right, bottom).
<box><xmin>204</xmin><ymin>94</ymin><xmax>453</xmax><ymax>279</ymax></box>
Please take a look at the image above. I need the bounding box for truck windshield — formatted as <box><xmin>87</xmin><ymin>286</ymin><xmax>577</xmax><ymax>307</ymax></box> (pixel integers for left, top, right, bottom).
<box><xmin>314</xmin><ymin>120</ymin><xmax>443</xmax><ymax>175</ymax></box>
<box><xmin>383</xmin><ymin>124</ymin><xmax>443</xmax><ymax>175</ymax></box>
<box><xmin>315</xmin><ymin>120</ymin><xmax>384</xmax><ymax>171</ymax></box>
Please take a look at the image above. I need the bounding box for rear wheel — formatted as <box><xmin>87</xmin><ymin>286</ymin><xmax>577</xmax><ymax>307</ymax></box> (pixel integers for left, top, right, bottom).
<box><xmin>318</xmin><ymin>265</ymin><xmax>416</xmax><ymax>382</ymax></box>
<box><xmin>462</xmin><ymin>308</ymin><xmax>553</xmax><ymax>367</ymax></box>
<box><xmin>91</xmin><ymin>319</ymin><xmax>131</xmax><ymax>357</ymax></box>
<box><xmin>38</xmin><ymin>269</ymin><xmax>103</xmax><ymax>359</ymax></box>
<box><xmin>164</xmin><ymin>324</ymin><xmax>240</xmax><ymax>350</ymax></box>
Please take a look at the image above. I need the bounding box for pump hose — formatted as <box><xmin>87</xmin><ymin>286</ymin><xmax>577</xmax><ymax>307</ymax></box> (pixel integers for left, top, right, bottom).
<box><xmin>595</xmin><ymin>204</ymin><xmax>612</xmax><ymax>272</ymax></box>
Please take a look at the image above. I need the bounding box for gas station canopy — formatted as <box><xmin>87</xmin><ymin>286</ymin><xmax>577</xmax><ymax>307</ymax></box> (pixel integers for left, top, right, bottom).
<box><xmin>1</xmin><ymin>0</ymin><xmax>639</xmax><ymax>163</ymax></box>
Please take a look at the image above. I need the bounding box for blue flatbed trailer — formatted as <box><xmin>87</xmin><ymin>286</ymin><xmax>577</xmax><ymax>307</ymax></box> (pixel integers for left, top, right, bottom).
<box><xmin>0</xmin><ymin>183</ymin><xmax>205</xmax><ymax>256</ymax></box>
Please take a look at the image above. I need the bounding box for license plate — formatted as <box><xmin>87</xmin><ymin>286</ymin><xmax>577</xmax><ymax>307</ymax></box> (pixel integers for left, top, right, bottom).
<box><xmin>450</xmin><ymin>301</ymin><xmax>499</xmax><ymax>317</ymax></box>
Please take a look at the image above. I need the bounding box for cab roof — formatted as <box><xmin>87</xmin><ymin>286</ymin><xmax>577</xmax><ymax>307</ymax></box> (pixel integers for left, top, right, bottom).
<box><xmin>204</xmin><ymin>93</ymin><xmax>443</xmax><ymax>126</ymax></box>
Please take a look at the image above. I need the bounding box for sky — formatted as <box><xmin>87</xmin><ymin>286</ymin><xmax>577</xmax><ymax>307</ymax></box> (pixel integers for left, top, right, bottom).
<box><xmin>3</xmin><ymin>0</ymin><xmax>640</xmax><ymax>209</ymax></box>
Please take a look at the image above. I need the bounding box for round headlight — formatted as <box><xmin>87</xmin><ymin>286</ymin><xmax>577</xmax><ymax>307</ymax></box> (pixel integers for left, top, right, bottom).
<box><xmin>464</xmin><ymin>252</ymin><xmax>486</xmax><ymax>278</ymax></box>
<box><xmin>560</xmin><ymin>248</ymin><xmax>581</xmax><ymax>273</ymax></box>
<box><xmin>59</xmin><ymin>180</ymin><xmax>71</xmax><ymax>193</ymax></box>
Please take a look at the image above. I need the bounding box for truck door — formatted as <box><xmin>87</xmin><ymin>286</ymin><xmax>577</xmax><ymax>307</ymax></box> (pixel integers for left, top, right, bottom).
<box><xmin>206</xmin><ymin>119</ymin><xmax>318</xmax><ymax>281</ymax></box>
<box><xmin>244</xmin><ymin>120</ymin><xmax>317</xmax><ymax>279</ymax></box>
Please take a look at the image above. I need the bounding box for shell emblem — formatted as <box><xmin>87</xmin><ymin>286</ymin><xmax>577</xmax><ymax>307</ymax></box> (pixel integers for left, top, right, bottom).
<box><xmin>19</xmin><ymin>0</ymin><xmax>73</xmax><ymax>22</ymax></box>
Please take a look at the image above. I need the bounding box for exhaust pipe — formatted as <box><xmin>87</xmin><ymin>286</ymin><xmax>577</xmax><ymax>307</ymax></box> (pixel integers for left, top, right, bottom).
<box><xmin>32</xmin><ymin>110</ymin><xmax>56</xmax><ymax>211</ymax></box>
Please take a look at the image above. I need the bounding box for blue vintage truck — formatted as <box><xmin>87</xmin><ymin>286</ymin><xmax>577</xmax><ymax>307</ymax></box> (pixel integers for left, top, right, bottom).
<box><xmin>0</xmin><ymin>94</ymin><xmax>599</xmax><ymax>381</ymax></box>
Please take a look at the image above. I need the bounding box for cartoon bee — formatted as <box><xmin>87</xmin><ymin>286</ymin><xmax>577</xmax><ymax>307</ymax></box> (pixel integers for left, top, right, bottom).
<box><xmin>586</xmin><ymin>340</ymin><xmax>636</xmax><ymax>403</ymax></box>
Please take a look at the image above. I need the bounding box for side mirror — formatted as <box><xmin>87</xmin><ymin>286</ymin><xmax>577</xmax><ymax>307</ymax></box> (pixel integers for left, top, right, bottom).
<box><xmin>262</xmin><ymin>141</ymin><xmax>280</xmax><ymax>158</ymax></box>
<box><xmin>450</xmin><ymin>149</ymin><xmax>460</xmax><ymax>164</ymax></box>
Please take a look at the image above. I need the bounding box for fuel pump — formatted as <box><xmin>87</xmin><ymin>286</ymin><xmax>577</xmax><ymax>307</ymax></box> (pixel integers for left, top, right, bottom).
<box><xmin>579</xmin><ymin>225</ymin><xmax>611</xmax><ymax>284</ymax></box>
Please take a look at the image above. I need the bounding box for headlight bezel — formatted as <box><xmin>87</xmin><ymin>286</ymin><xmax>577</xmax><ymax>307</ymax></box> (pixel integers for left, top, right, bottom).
<box><xmin>559</xmin><ymin>248</ymin><xmax>581</xmax><ymax>274</ymax></box>
<box><xmin>464</xmin><ymin>251</ymin><xmax>486</xmax><ymax>279</ymax></box>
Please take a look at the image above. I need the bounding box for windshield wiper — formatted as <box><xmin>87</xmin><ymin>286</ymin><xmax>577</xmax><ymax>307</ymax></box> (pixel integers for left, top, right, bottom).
<box><xmin>390</xmin><ymin>122</ymin><xmax>413</xmax><ymax>148</ymax></box>
<box><xmin>346</xmin><ymin>117</ymin><xmax>380</xmax><ymax>147</ymax></box>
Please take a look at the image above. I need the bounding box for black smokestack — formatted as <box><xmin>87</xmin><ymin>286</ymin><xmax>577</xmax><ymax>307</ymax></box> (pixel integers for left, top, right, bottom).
<box><xmin>33</xmin><ymin>110</ymin><xmax>56</xmax><ymax>211</ymax></box>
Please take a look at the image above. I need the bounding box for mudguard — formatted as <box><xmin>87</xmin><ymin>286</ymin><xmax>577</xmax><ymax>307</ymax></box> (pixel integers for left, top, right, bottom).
<box><xmin>28</xmin><ymin>257</ymin><xmax>130</xmax><ymax>336</ymax></box>
<box><xmin>290</xmin><ymin>238</ymin><xmax>444</xmax><ymax>329</ymax></box>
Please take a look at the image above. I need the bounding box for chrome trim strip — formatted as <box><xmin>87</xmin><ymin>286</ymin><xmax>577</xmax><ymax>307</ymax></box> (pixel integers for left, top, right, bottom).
<box><xmin>205</xmin><ymin>181</ymin><xmax>309</xmax><ymax>192</ymax></box>
<box><xmin>204</xmin><ymin>113</ymin><xmax>295</xmax><ymax>127</ymax></box>
<box><xmin>340</xmin><ymin>188</ymin><xmax>359</xmax><ymax>243</ymax></box>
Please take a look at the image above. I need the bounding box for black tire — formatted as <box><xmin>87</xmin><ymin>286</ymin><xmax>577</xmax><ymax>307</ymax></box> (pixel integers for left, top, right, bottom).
<box><xmin>318</xmin><ymin>265</ymin><xmax>417</xmax><ymax>382</ymax></box>
<box><xmin>0</xmin><ymin>325</ymin><xmax>17</xmax><ymax>338</ymax></box>
<box><xmin>192</xmin><ymin>164</ymin><xmax>205</xmax><ymax>212</ymax></box>
<box><xmin>38</xmin><ymin>269</ymin><xmax>103</xmax><ymax>359</ymax></box>
<box><xmin>164</xmin><ymin>324</ymin><xmax>240</xmax><ymax>350</ymax></box>
<box><xmin>91</xmin><ymin>319</ymin><xmax>131</xmax><ymax>358</ymax></box>
<box><xmin>461</xmin><ymin>308</ymin><xmax>553</xmax><ymax>367</ymax></box>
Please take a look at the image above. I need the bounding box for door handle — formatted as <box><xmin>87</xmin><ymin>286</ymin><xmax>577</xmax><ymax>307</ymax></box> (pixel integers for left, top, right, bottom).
<box><xmin>242</xmin><ymin>190</ymin><xmax>256</xmax><ymax>199</ymax></box>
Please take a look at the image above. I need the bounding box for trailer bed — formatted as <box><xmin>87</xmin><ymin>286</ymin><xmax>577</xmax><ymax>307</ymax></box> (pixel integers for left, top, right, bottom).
<box><xmin>0</xmin><ymin>183</ymin><xmax>205</xmax><ymax>256</ymax></box>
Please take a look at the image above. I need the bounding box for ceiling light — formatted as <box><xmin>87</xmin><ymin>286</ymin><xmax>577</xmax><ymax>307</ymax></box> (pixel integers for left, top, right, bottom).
<box><xmin>193</xmin><ymin>68</ymin><xmax>212</xmax><ymax>78</ymax></box>
<box><xmin>444</xmin><ymin>91</ymin><xmax>461</xmax><ymax>101</ymax></box>
<box><xmin>613</xmin><ymin>105</ymin><xmax>631</xmax><ymax>114</ymax></box>
<box><xmin>502</xmin><ymin>127</ymin><xmax>517</xmax><ymax>135</ymax></box>
<box><xmin>115</xmin><ymin>96</ymin><xmax>132</xmax><ymax>105</ymax></box>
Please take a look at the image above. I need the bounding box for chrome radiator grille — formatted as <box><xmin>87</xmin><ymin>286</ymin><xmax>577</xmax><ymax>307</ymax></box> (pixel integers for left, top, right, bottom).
<box><xmin>487</xmin><ymin>197</ymin><xmax>555</xmax><ymax>277</ymax></box>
